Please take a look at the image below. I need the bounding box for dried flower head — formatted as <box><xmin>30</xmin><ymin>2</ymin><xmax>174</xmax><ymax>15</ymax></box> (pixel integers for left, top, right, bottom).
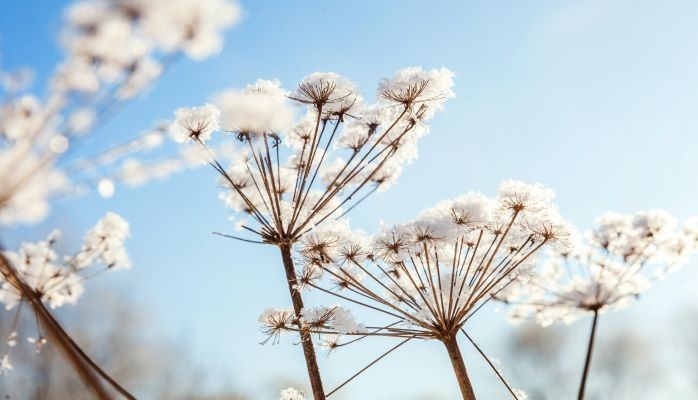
<box><xmin>265</xmin><ymin>181</ymin><xmax>565</xmax><ymax>399</ymax></box>
<box><xmin>259</xmin><ymin>308</ymin><xmax>296</xmax><ymax>344</ymax></box>
<box><xmin>502</xmin><ymin>210</ymin><xmax>698</xmax><ymax>326</ymax></box>
<box><xmin>287</xmin><ymin>181</ymin><xmax>570</xmax><ymax>342</ymax></box>
<box><xmin>378</xmin><ymin>67</ymin><xmax>455</xmax><ymax>120</ymax></box>
<box><xmin>0</xmin><ymin>212</ymin><xmax>130</xmax><ymax>310</ymax></box>
<box><xmin>176</xmin><ymin>68</ymin><xmax>454</xmax><ymax>246</ymax></box>
<box><xmin>172</xmin><ymin>103</ymin><xmax>221</xmax><ymax>143</ymax></box>
<box><xmin>0</xmin><ymin>212</ymin><xmax>131</xmax><ymax>378</ymax></box>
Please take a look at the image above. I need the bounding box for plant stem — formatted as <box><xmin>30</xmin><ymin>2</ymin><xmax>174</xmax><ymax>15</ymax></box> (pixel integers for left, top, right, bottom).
<box><xmin>279</xmin><ymin>243</ymin><xmax>326</xmax><ymax>400</ymax></box>
<box><xmin>443</xmin><ymin>335</ymin><xmax>477</xmax><ymax>400</ymax></box>
<box><xmin>578</xmin><ymin>310</ymin><xmax>599</xmax><ymax>400</ymax></box>
<box><xmin>0</xmin><ymin>252</ymin><xmax>113</xmax><ymax>400</ymax></box>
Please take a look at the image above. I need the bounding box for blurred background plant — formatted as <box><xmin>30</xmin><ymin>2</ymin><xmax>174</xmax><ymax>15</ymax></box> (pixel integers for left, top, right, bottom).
<box><xmin>0</xmin><ymin>0</ymin><xmax>241</xmax><ymax>397</ymax></box>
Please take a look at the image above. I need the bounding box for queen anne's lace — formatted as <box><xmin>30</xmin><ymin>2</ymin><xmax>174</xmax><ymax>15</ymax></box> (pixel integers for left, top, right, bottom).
<box><xmin>174</xmin><ymin>67</ymin><xmax>455</xmax><ymax>245</ymax></box>
<box><xmin>502</xmin><ymin>210</ymin><xmax>698</xmax><ymax>326</ymax></box>
<box><xmin>0</xmin><ymin>212</ymin><xmax>131</xmax><ymax>371</ymax></box>
<box><xmin>264</xmin><ymin>181</ymin><xmax>571</xmax><ymax>342</ymax></box>
<box><xmin>0</xmin><ymin>212</ymin><xmax>131</xmax><ymax>310</ymax></box>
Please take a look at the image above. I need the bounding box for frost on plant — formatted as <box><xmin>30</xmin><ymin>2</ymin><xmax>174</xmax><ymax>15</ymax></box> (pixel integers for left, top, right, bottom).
<box><xmin>497</xmin><ymin>210</ymin><xmax>698</xmax><ymax>400</ymax></box>
<box><xmin>279</xmin><ymin>180</ymin><xmax>571</xmax><ymax>341</ymax></box>
<box><xmin>173</xmin><ymin>67</ymin><xmax>454</xmax><ymax>400</ymax></box>
<box><xmin>0</xmin><ymin>0</ymin><xmax>242</xmax><ymax>225</ymax></box>
<box><xmin>173</xmin><ymin>67</ymin><xmax>455</xmax><ymax>245</ymax></box>
<box><xmin>502</xmin><ymin>210</ymin><xmax>698</xmax><ymax>326</ymax></box>
<box><xmin>0</xmin><ymin>212</ymin><xmax>130</xmax><ymax>375</ymax></box>
<box><xmin>262</xmin><ymin>181</ymin><xmax>571</xmax><ymax>399</ymax></box>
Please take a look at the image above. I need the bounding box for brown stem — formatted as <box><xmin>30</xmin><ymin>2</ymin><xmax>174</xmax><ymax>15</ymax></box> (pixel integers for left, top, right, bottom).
<box><xmin>578</xmin><ymin>310</ymin><xmax>599</xmax><ymax>400</ymax></box>
<box><xmin>0</xmin><ymin>252</ymin><xmax>113</xmax><ymax>400</ymax></box>
<box><xmin>37</xmin><ymin>303</ymin><xmax>136</xmax><ymax>399</ymax></box>
<box><xmin>279</xmin><ymin>243</ymin><xmax>326</xmax><ymax>400</ymax></box>
<box><xmin>443</xmin><ymin>335</ymin><xmax>477</xmax><ymax>400</ymax></box>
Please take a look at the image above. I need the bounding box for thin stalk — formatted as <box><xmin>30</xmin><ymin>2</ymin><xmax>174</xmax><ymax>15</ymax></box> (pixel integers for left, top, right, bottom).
<box><xmin>462</xmin><ymin>330</ymin><xmax>519</xmax><ymax>399</ymax></box>
<box><xmin>279</xmin><ymin>243</ymin><xmax>326</xmax><ymax>400</ymax></box>
<box><xmin>443</xmin><ymin>335</ymin><xmax>477</xmax><ymax>400</ymax></box>
<box><xmin>326</xmin><ymin>336</ymin><xmax>412</xmax><ymax>397</ymax></box>
<box><xmin>578</xmin><ymin>309</ymin><xmax>599</xmax><ymax>400</ymax></box>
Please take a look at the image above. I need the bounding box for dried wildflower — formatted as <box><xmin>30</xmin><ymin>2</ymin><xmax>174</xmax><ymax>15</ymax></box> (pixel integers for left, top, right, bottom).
<box><xmin>501</xmin><ymin>210</ymin><xmax>698</xmax><ymax>400</ymax></box>
<box><xmin>276</xmin><ymin>181</ymin><xmax>569</xmax><ymax>399</ymax></box>
<box><xmin>183</xmin><ymin>69</ymin><xmax>454</xmax><ymax>245</ymax></box>
<box><xmin>259</xmin><ymin>308</ymin><xmax>296</xmax><ymax>344</ymax></box>
<box><xmin>378</xmin><ymin>67</ymin><xmax>455</xmax><ymax>119</ymax></box>
<box><xmin>173</xmin><ymin>104</ymin><xmax>221</xmax><ymax>143</ymax></box>
<box><xmin>504</xmin><ymin>210</ymin><xmax>697</xmax><ymax>325</ymax></box>
<box><xmin>0</xmin><ymin>212</ymin><xmax>130</xmax><ymax>395</ymax></box>
<box><xmin>0</xmin><ymin>212</ymin><xmax>130</xmax><ymax>310</ymax></box>
<box><xmin>174</xmin><ymin>68</ymin><xmax>454</xmax><ymax>400</ymax></box>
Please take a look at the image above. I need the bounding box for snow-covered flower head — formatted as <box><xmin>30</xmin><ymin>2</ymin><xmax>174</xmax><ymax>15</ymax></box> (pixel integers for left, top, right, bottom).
<box><xmin>264</xmin><ymin>181</ymin><xmax>567</xmax><ymax>399</ymax></box>
<box><xmin>73</xmin><ymin>211</ymin><xmax>131</xmax><ymax>270</ymax></box>
<box><xmin>259</xmin><ymin>307</ymin><xmax>296</xmax><ymax>344</ymax></box>
<box><xmin>259</xmin><ymin>305</ymin><xmax>365</xmax><ymax>345</ymax></box>
<box><xmin>0</xmin><ymin>212</ymin><xmax>131</xmax><ymax>311</ymax></box>
<box><xmin>216</xmin><ymin>79</ymin><xmax>295</xmax><ymax>135</ymax></box>
<box><xmin>503</xmin><ymin>210</ymin><xmax>698</xmax><ymax>326</ymax></box>
<box><xmin>292</xmin><ymin>72</ymin><xmax>362</xmax><ymax>117</ymax></box>
<box><xmin>174</xmin><ymin>68</ymin><xmax>455</xmax><ymax>246</ymax></box>
<box><xmin>283</xmin><ymin>181</ymin><xmax>569</xmax><ymax>342</ymax></box>
<box><xmin>379</xmin><ymin>66</ymin><xmax>455</xmax><ymax>120</ymax></box>
<box><xmin>59</xmin><ymin>0</ymin><xmax>241</xmax><ymax>93</ymax></box>
<box><xmin>0</xmin><ymin>212</ymin><xmax>131</xmax><ymax>381</ymax></box>
<box><xmin>172</xmin><ymin>103</ymin><xmax>221</xmax><ymax>143</ymax></box>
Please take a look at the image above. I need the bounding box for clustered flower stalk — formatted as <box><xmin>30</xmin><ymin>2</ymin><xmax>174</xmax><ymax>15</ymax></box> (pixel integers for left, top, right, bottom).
<box><xmin>174</xmin><ymin>68</ymin><xmax>455</xmax><ymax>399</ymax></box>
<box><xmin>0</xmin><ymin>252</ymin><xmax>113</xmax><ymax>399</ymax></box>
<box><xmin>0</xmin><ymin>213</ymin><xmax>133</xmax><ymax>398</ymax></box>
<box><xmin>261</xmin><ymin>182</ymin><xmax>570</xmax><ymax>399</ymax></box>
<box><xmin>502</xmin><ymin>211</ymin><xmax>698</xmax><ymax>399</ymax></box>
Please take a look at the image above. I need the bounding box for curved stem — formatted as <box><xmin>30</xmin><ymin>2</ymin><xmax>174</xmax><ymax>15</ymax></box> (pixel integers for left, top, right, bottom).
<box><xmin>578</xmin><ymin>310</ymin><xmax>600</xmax><ymax>400</ymax></box>
<box><xmin>279</xmin><ymin>243</ymin><xmax>326</xmax><ymax>400</ymax></box>
<box><xmin>443</xmin><ymin>335</ymin><xmax>477</xmax><ymax>400</ymax></box>
<box><xmin>38</xmin><ymin>303</ymin><xmax>136</xmax><ymax>399</ymax></box>
<box><xmin>0</xmin><ymin>252</ymin><xmax>113</xmax><ymax>400</ymax></box>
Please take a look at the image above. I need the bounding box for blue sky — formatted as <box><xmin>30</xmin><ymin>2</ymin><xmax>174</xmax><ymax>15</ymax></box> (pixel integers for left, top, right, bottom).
<box><xmin>3</xmin><ymin>0</ymin><xmax>698</xmax><ymax>398</ymax></box>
